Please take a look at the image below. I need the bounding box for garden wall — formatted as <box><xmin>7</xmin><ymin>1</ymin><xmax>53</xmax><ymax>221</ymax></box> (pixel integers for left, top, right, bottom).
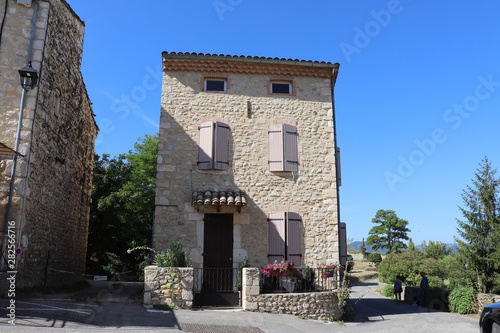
<box><xmin>143</xmin><ymin>266</ymin><xmax>194</xmax><ymax>309</ymax></box>
<box><xmin>143</xmin><ymin>266</ymin><xmax>342</xmax><ymax>321</ymax></box>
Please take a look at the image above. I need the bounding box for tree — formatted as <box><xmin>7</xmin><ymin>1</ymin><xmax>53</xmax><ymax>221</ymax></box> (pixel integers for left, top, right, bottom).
<box><xmin>366</xmin><ymin>209</ymin><xmax>410</xmax><ymax>254</ymax></box>
<box><xmin>455</xmin><ymin>157</ymin><xmax>500</xmax><ymax>293</ymax></box>
<box><xmin>407</xmin><ymin>238</ymin><xmax>420</xmax><ymax>252</ymax></box>
<box><xmin>422</xmin><ymin>240</ymin><xmax>452</xmax><ymax>260</ymax></box>
<box><xmin>86</xmin><ymin>134</ymin><xmax>159</xmax><ymax>279</ymax></box>
<box><xmin>360</xmin><ymin>238</ymin><xmax>367</xmax><ymax>259</ymax></box>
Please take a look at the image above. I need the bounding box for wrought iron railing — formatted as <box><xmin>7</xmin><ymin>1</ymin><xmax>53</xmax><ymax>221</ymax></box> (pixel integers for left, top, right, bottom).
<box><xmin>260</xmin><ymin>267</ymin><xmax>339</xmax><ymax>293</ymax></box>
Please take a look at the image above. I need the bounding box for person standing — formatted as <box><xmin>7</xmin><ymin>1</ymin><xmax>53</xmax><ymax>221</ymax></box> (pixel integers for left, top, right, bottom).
<box><xmin>394</xmin><ymin>276</ymin><xmax>403</xmax><ymax>302</ymax></box>
<box><xmin>419</xmin><ymin>271</ymin><xmax>429</xmax><ymax>306</ymax></box>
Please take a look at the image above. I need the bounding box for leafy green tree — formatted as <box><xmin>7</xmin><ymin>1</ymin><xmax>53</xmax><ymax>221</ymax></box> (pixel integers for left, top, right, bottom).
<box><xmin>378</xmin><ymin>252</ymin><xmax>446</xmax><ymax>288</ymax></box>
<box><xmin>407</xmin><ymin>238</ymin><xmax>420</xmax><ymax>252</ymax></box>
<box><xmin>455</xmin><ymin>157</ymin><xmax>500</xmax><ymax>293</ymax></box>
<box><xmin>366</xmin><ymin>209</ymin><xmax>411</xmax><ymax>253</ymax></box>
<box><xmin>378</xmin><ymin>251</ymin><xmax>425</xmax><ymax>286</ymax></box>
<box><xmin>86</xmin><ymin>134</ymin><xmax>158</xmax><ymax>279</ymax></box>
<box><xmin>422</xmin><ymin>240</ymin><xmax>453</xmax><ymax>260</ymax></box>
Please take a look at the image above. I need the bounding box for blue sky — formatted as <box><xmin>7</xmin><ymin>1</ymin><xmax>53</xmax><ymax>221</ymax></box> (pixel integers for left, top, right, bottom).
<box><xmin>67</xmin><ymin>0</ymin><xmax>500</xmax><ymax>245</ymax></box>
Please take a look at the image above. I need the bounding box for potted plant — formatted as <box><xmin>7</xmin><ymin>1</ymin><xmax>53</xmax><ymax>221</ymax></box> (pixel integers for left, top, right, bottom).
<box><xmin>261</xmin><ymin>258</ymin><xmax>302</xmax><ymax>292</ymax></box>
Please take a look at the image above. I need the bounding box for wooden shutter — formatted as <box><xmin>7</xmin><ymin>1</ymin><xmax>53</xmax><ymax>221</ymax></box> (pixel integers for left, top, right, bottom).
<box><xmin>268</xmin><ymin>124</ymin><xmax>284</xmax><ymax>171</ymax></box>
<box><xmin>339</xmin><ymin>222</ymin><xmax>347</xmax><ymax>266</ymax></box>
<box><xmin>214</xmin><ymin>121</ymin><xmax>230</xmax><ymax>170</ymax></box>
<box><xmin>287</xmin><ymin>212</ymin><xmax>302</xmax><ymax>266</ymax></box>
<box><xmin>335</xmin><ymin>147</ymin><xmax>342</xmax><ymax>186</ymax></box>
<box><xmin>268</xmin><ymin>212</ymin><xmax>286</xmax><ymax>263</ymax></box>
<box><xmin>283</xmin><ymin>124</ymin><xmax>298</xmax><ymax>172</ymax></box>
<box><xmin>198</xmin><ymin>121</ymin><xmax>214</xmax><ymax>170</ymax></box>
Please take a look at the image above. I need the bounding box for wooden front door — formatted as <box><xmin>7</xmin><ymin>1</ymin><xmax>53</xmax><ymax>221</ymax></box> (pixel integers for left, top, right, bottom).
<box><xmin>203</xmin><ymin>213</ymin><xmax>233</xmax><ymax>291</ymax></box>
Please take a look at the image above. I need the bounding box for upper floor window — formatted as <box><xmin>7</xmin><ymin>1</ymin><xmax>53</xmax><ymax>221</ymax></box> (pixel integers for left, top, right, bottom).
<box><xmin>205</xmin><ymin>79</ymin><xmax>227</xmax><ymax>92</ymax></box>
<box><xmin>268</xmin><ymin>212</ymin><xmax>302</xmax><ymax>265</ymax></box>
<box><xmin>198</xmin><ymin>121</ymin><xmax>230</xmax><ymax>170</ymax></box>
<box><xmin>268</xmin><ymin>123</ymin><xmax>298</xmax><ymax>172</ymax></box>
<box><xmin>271</xmin><ymin>81</ymin><xmax>292</xmax><ymax>94</ymax></box>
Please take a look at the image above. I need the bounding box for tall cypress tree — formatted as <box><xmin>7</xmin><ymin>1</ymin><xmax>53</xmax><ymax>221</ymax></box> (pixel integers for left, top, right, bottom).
<box><xmin>456</xmin><ymin>157</ymin><xmax>500</xmax><ymax>293</ymax></box>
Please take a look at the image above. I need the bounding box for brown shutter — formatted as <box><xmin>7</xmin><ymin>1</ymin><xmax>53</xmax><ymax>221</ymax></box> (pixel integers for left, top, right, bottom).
<box><xmin>335</xmin><ymin>147</ymin><xmax>342</xmax><ymax>186</ymax></box>
<box><xmin>286</xmin><ymin>212</ymin><xmax>302</xmax><ymax>266</ymax></box>
<box><xmin>283</xmin><ymin>124</ymin><xmax>298</xmax><ymax>172</ymax></box>
<box><xmin>214</xmin><ymin>121</ymin><xmax>230</xmax><ymax>170</ymax></box>
<box><xmin>268</xmin><ymin>124</ymin><xmax>284</xmax><ymax>171</ymax></box>
<box><xmin>268</xmin><ymin>212</ymin><xmax>286</xmax><ymax>263</ymax></box>
<box><xmin>198</xmin><ymin>121</ymin><xmax>214</xmax><ymax>170</ymax></box>
<box><xmin>339</xmin><ymin>222</ymin><xmax>347</xmax><ymax>266</ymax></box>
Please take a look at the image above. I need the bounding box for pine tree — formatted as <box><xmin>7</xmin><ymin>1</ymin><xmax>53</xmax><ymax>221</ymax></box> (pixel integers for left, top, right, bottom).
<box><xmin>456</xmin><ymin>157</ymin><xmax>500</xmax><ymax>293</ymax></box>
<box><xmin>366</xmin><ymin>209</ymin><xmax>411</xmax><ymax>253</ymax></box>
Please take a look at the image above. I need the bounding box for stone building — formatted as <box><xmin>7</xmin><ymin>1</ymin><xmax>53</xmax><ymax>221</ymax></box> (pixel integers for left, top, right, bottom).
<box><xmin>154</xmin><ymin>52</ymin><xmax>342</xmax><ymax>284</ymax></box>
<box><xmin>0</xmin><ymin>0</ymin><xmax>97</xmax><ymax>288</ymax></box>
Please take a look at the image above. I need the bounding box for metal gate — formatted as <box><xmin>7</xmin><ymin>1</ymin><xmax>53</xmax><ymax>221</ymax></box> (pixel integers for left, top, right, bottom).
<box><xmin>193</xmin><ymin>268</ymin><xmax>241</xmax><ymax>306</ymax></box>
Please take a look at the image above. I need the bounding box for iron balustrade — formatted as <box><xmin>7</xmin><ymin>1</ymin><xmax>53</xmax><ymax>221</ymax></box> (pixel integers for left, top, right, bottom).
<box><xmin>260</xmin><ymin>267</ymin><xmax>339</xmax><ymax>293</ymax></box>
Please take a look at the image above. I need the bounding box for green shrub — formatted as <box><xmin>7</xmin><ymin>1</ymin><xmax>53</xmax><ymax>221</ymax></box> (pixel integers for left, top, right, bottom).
<box><xmin>381</xmin><ymin>284</ymin><xmax>395</xmax><ymax>298</ymax></box>
<box><xmin>236</xmin><ymin>256</ymin><xmax>250</xmax><ymax>289</ymax></box>
<box><xmin>153</xmin><ymin>241</ymin><xmax>190</xmax><ymax>267</ymax></box>
<box><xmin>347</xmin><ymin>260</ymin><xmax>354</xmax><ymax>272</ymax></box>
<box><xmin>368</xmin><ymin>253</ymin><xmax>382</xmax><ymax>264</ymax></box>
<box><xmin>448</xmin><ymin>286</ymin><xmax>476</xmax><ymax>314</ymax></box>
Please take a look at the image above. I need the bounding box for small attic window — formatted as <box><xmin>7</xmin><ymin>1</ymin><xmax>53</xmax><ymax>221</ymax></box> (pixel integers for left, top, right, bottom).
<box><xmin>205</xmin><ymin>79</ymin><xmax>227</xmax><ymax>92</ymax></box>
<box><xmin>271</xmin><ymin>82</ymin><xmax>292</xmax><ymax>94</ymax></box>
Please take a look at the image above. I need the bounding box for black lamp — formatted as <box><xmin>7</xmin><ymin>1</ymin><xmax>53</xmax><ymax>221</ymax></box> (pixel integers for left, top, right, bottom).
<box><xmin>18</xmin><ymin>61</ymin><xmax>38</xmax><ymax>90</ymax></box>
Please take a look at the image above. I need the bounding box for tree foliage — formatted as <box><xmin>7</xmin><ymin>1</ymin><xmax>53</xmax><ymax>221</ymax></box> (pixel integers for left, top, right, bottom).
<box><xmin>455</xmin><ymin>157</ymin><xmax>500</xmax><ymax>293</ymax></box>
<box><xmin>86</xmin><ymin>133</ymin><xmax>158</xmax><ymax>279</ymax></box>
<box><xmin>422</xmin><ymin>240</ymin><xmax>453</xmax><ymax>260</ymax></box>
<box><xmin>366</xmin><ymin>209</ymin><xmax>411</xmax><ymax>254</ymax></box>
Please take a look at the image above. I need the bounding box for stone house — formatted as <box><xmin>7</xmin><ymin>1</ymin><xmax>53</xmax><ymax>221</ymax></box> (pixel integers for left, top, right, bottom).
<box><xmin>153</xmin><ymin>52</ymin><xmax>342</xmax><ymax>304</ymax></box>
<box><xmin>0</xmin><ymin>0</ymin><xmax>97</xmax><ymax>288</ymax></box>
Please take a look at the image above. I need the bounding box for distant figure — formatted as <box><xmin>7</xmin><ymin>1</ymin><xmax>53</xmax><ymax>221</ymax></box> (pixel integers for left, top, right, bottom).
<box><xmin>394</xmin><ymin>276</ymin><xmax>403</xmax><ymax>302</ymax></box>
<box><xmin>419</xmin><ymin>271</ymin><xmax>429</xmax><ymax>306</ymax></box>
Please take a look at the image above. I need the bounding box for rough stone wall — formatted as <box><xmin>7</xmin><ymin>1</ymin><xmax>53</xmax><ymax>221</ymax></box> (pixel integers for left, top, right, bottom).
<box><xmin>242</xmin><ymin>267</ymin><xmax>341</xmax><ymax>321</ymax></box>
<box><xmin>0</xmin><ymin>0</ymin><xmax>96</xmax><ymax>287</ymax></box>
<box><xmin>144</xmin><ymin>266</ymin><xmax>342</xmax><ymax>321</ymax></box>
<box><xmin>154</xmin><ymin>58</ymin><xmax>340</xmax><ymax>269</ymax></box>
<box><xmin>144</xmin><ymin>266</ymin><xmax>194</xmax><ymax>309</ymax></box>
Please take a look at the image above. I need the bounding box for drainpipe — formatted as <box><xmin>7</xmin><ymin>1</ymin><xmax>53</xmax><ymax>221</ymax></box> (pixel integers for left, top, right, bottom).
<box><xmin>329</xmin><ymin>63</ymin><xmax>344</xmax><ymax>267</ymax></box>
<box><xmin>1</xmin><ymin>0</ymin><xmax>39</xmax><ymax>272</ymax></box>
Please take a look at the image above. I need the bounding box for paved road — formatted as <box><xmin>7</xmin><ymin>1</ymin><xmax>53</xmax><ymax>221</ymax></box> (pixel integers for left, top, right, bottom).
<box><xmin>0</xmin><ymin>280</ymin><xmax>480</xmax><ymax>332</ymax></box>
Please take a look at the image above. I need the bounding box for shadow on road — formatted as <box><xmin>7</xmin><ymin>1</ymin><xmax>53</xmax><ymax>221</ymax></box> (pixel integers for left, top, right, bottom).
<box><xmin>348</xmin><ymin>281</ymin><xmax>447</xmax><ymax>323</ymax></box>
<box><xmin>0</xmin><ymin>280</ymin><xmax>183</xmax><ymax>330</ymax></box>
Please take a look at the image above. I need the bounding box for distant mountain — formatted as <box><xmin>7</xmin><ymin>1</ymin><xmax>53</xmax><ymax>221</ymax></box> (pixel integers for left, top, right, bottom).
<box><xmin>349</xmin><ymin>241</ymin><xmax>457</xmax><ymax>254</ymax></box>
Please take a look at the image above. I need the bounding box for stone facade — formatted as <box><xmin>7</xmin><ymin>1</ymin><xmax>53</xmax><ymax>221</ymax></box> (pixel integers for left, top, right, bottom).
<box><xmin>0</xmin><ymin>0</ymin><xmax>96</xmax><ymax>288</ymax></box>
<box><xmin>154</xmin><ymin>52</ymin><xmax>341</xmax><ymax>271</ymax></box>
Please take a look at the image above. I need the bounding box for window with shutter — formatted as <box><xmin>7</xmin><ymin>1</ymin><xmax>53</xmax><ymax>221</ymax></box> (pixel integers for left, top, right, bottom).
<box><xmin>335</xmin><ymin>147</ymin><xmax>342</xmax><ymax>186</ymax></box>
<box><xmin>198</xmin><ymin>121</ymin><xmax>230</xmax><ymax>170</ymax></box>
<box><xmin>268</xmin><ymin>124</ymin><xmax>298</xmax><ymax>172</ymax></box>
<box><xmin>267</xmin><ymin>212</ymin><xmax>302</xmax><ymax>265</ymax></box>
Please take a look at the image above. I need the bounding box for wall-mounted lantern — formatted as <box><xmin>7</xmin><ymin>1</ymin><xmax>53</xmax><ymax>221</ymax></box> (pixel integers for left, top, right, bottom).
<box><xmin>18</xmin><ymin>62</ymin><xmax>38</xmax><ymax>90</ymax></box>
